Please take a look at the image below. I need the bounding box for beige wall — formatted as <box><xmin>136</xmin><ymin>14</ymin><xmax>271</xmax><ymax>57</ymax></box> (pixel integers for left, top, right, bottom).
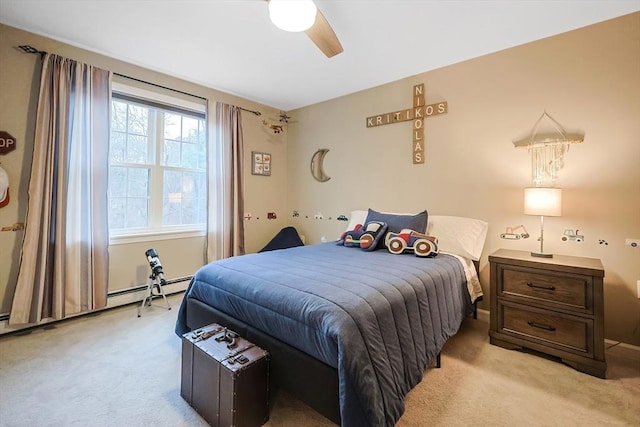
<box><xmin>1</xmin><ymin>14</ymin><xmax>639</xmax><ymax>345</ymax></box>
<box><xmin>286</xmin><ymin>13</ymin><xmax>640</xmax><ymax>345</ymax></box>
<box><xmin>0</xmin><ymin>24</ymin><xmax>288</xmax><ymax>318</ymax></box>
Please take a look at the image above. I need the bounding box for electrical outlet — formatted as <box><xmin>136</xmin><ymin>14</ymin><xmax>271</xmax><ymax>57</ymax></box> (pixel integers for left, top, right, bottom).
<box><xmin>626</xmin><ymin>238</ymin><xmax>640</xmax><ymax>248</ymax></box>
<box><xmin>637</xmin><ymin>280</ymin><xmax>640</xmax><ymax>299</ymax></box>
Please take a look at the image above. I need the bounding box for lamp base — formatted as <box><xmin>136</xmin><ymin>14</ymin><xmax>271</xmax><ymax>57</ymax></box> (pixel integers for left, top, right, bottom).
<box><xmin>531</xmin><ymin>251</ymin><xmax>553</xmax><ymax>258</ymax></box>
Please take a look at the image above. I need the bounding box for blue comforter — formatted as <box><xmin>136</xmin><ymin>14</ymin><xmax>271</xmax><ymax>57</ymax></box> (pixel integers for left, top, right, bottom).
<box><xmin>175</xmin><ymin>243</ymin><xmax>473</xmax><ymax>426</ymax></box>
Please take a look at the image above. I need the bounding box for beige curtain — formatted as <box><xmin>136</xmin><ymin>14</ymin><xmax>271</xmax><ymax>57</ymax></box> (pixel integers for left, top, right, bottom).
<box><xmin>10</xmin><ymin>54</ymin><xmax>111</xmax><ymax>325</ymax></box>
<box><xmin>206</xmin><ymin>101</ymin><xmax>245</xmax><ymax>262</ymax></box>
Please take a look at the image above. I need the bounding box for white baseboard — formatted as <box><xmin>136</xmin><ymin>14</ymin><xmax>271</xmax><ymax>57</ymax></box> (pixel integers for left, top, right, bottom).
<box><xmin>476</xmin><ymin>307</ymin><xmax>490</xmax><ymax>323</ymax></box>
<box><xmin>0</xmin><ymin>280</ymin><xmax>189</xmax><ymax>336</ymax></box>
<box><xmin>605</xmin><ymin>339</ymin><xmax>640</xmax><ymax>353</ymax></box>
<box><xmin>105</xmin><ymin>280</ymin><xmax>188</xmax><ymax>309</ymax></box>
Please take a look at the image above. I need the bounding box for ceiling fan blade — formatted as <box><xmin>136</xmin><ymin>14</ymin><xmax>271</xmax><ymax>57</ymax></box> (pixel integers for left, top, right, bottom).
<box><xmin>305</xmin><ymin>10</ymin><xmax>343</xmax><ymax>58</ymax></box>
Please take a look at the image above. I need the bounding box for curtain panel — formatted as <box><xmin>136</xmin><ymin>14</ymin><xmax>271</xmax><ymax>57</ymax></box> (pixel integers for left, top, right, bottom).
<box><xmin>206</xmin><ymin>101</ymin><xmax>245</xmax><ymax>262</ymax></box>
<box><xmin>10</xmin><ymin>54</ymin><xmax>111</xmax><ymax>325</ymax></box>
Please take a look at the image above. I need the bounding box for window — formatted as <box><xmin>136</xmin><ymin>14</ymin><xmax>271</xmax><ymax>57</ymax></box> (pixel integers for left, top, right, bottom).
<box><xmin>108</xmin><ymin>89</ymin><xmax>207</xmax><ymax>238</ymax></box>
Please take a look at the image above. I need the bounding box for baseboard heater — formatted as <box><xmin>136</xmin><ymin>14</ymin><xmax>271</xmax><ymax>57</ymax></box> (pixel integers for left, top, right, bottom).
<box><xmin>107</xmin><ymin>275</ymin><xmax>192</xmax><ymax>297</ymax></box>
<box><xmin>0</xmin><ymin>276</ymin><xmax>192</xmax><ymax>334</ymax></box>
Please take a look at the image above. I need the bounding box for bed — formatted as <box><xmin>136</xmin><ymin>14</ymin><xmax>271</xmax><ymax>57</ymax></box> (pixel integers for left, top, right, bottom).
<box><xmin>175</xmin><ymin>213</ymin><xmax>488</xmax><ymax>426</ymax></box>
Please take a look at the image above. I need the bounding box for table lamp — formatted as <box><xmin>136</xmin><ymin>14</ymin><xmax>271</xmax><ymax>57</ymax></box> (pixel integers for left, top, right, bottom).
<box><xmin>524</xmin><ymin>187</ymin><xmax>562</xmax><ymax>258</ymax></box>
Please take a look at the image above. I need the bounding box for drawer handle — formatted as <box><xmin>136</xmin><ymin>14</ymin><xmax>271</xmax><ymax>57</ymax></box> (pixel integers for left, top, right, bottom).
<box><xmin>526</xmin><ymin>282</ymin><xmax>556</xmax><ymax>291</ymax></box>
<box><xmin>527</xmin><ymin>320</ymin><xmax>556</xmax><ymax>332</ymax></box>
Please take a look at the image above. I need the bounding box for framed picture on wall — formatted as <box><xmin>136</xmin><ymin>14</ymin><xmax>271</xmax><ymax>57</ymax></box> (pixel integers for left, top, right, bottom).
<box><xmin>252</xmin><ymin>151</ymin><xmax>271</xmax><ymax>176</ymax></box>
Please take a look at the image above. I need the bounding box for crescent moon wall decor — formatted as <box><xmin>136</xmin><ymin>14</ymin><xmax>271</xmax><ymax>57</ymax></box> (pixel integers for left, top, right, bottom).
<box><xmin>310</xmin><ymin>148</ymin><xmax>331</xmax><ymax>182</ymax></box>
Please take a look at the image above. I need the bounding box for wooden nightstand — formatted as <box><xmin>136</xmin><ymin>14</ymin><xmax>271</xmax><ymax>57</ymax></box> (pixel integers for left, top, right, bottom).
<box><xmin>489</xmin><ymin>249</ymin><xmax>606</xmax><ymax>378</ymax></box>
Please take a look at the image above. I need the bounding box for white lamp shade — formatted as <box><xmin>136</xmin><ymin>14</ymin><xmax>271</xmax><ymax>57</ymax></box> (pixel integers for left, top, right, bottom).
<box><xmin>268</xmin><ymin>0</ymin><xmax>317</xmax><ymax>32</ymax></box>
<box><xmin>524</xmin><ymin>187</ymin><xmax>562</xmax><ymax>217</ymax></box>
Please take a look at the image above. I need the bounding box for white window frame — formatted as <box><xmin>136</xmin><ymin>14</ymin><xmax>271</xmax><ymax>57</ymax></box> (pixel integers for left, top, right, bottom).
<box><xmin>108</xmin><ymin>82</ymin><xmax>207</xmax><ymax>244</ymax></box>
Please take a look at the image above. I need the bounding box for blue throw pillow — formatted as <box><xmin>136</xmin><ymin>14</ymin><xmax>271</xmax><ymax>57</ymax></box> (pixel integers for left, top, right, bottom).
<box><xmin>365</xmin><ymin>209</ymin><xmax>428</xmax><ymax>249</ymax></box>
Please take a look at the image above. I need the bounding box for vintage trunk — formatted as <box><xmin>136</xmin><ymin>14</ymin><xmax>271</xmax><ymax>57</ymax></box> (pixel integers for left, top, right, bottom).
<box><xmin>181</xmin><ymin>323</ymin><xmax>269</xmax><ymax>426</ymax></box>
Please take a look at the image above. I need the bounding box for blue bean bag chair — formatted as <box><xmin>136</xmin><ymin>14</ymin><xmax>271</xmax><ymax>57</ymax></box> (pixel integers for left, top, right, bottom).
<box><xmin>259</xmin><ymin>226</ymin><xmax>304</xmax><ymax>252</ymax></box>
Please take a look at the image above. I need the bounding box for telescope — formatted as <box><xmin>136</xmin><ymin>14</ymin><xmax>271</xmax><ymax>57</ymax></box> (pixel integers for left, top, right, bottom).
<box><xmin>145</xmin><ymin>248</ymin><xmax>167</xmax><ymax>286</ymax></box>
<box><xmin>138</xmin><ymin>248</ymin><xmax>171</xmax><ymax>317</ymax></box>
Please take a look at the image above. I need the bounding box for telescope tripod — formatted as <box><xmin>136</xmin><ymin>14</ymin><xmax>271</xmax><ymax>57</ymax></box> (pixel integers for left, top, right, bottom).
<box><xmin>137</xmin><ymin>274</ymin><xmax>171</xmax><ymax>317</ymax></box>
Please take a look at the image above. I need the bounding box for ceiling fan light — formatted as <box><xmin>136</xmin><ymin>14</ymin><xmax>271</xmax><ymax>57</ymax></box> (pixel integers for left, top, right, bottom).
<box><xmin>268</xmin><ymin>0</ymin><xmax>317</xmax><ymax>32</ymax></box>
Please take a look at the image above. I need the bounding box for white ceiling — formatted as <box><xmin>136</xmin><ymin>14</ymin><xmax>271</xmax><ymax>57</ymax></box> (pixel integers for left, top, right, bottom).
<box><xmin>1</xmin><ymin>0</ymin><xmax>638</xmax><ymax>111</ymax></box>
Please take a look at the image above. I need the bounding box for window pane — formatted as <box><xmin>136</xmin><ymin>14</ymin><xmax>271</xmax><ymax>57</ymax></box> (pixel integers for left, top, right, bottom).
<box><xmin>125</xmin><ymin>198</ymin><xmax>148</xmax><ymax>228</ymax></box>
<box><xmin>182</xmin><ymin>173</ymin><xmax>195</xmax><ymax>195</ymax></box>
<box><xmin>197</xmin><ymin>197</ymin><xmax>207</xmax><ymax>224</ymax></box>
<box><xmin>108</xmin><ymin>165</ymin><xmax>150</xmax><ymax>230</ymax></box>
<box><xmin>182</xmin><ymin>116</ymin><xmax>199</xmax><ymax>143</ymax></box>
<box><xmin>163</xmin><ymin>170</ymin><xmax>182</xmax><ymax>197</ymax></box>
<box><xmin>128</xmin><ymin>168</ymin><xmax>149</xmax><ymax>198</ymax></box>
<box><xmin>108</xmin><ymin>198</ymin><xmax>125</xmax><ymax>229</ymax></box>
<box><xmin>110</xmin><ymin>131</ymin><xmax>126</xmax><ymax>163</ymax></box>
<box><xmin>198</xmin><ymin>120</ymin><xmax>206</xmax><ymax>145</ymax></box>
<box><xmin>181</xmin><ymin>197</ymin><xmax>195</xmax><ymax>224</ymax></box>
<box><xmin>163</xmin><ymin>170</ymin><xmax>183</xmax><ymax>226</ymax></box>
<box><xmin>164</xmin><ymin>113</ymin><xmax>181</xmax><ymax>140</ymax></box>
<box><xmin>191</xmin><ymin>169</ymin><xmax>206</xmax><ymax>224</ymax></box>
<box><xmin>182</xmin><ymin>142</ymin><xmax>198</xmax><ymax>169</ymax></box>
<box><xmin>127</xmin><ymin>104</ymin><xmax>148</xmax><ymax>135</ymax></box>
<box><xmin>109</xmin><ymin>166</ymin><xmax>127</xmax><ymax>197</ymax></box>
<box><xmin>161</xmin><ymin>170</ymin><xmax>206</xmax><ymax>226</ymax></box>
<box><xmin>192</xmin><ymin>172</ymin><xmax>206</xmax><ymax>225</ymax></box>
<box><xmin>163</xmin><ymin>139</ymin><xmax>181</xmax><ymax>166</ymax></box>
<box><xmin>112</xmin><ymin>101</ymin><xmax>127</xmax><ymax>132</ymax></box>
<box><xmin>126</xmin><ymin>134</ymin><xmax>149</xmax><ymax>163</ymax></box>
<box><xmin>163</xmin><ymin>200</ymin><xmax>181</xmax><ymax>226</ymax></box>
<box><xmin>196</xmin><ymin>172</ymin><xmax>206</xmax><ymax>195</ymax></box>
<box><xmin>197</xmin><ymin>144</ymin><xmax>206</xmax><ymax>170</ymax></box>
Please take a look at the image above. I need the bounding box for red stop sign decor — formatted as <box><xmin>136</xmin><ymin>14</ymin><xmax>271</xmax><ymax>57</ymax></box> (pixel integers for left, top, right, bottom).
<box><xmin>0</xmin><ymin>131</ymin><xmax>16</xmax><ymax>154</ymax></box>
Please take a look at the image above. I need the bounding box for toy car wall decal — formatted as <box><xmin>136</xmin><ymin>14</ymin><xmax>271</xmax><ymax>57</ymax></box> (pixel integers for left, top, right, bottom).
<box><xmin>500</xmin><ymin>225</ymin><xmax>530</xmax><ymax>240</ymax></box>
<box><xmin>562</xmin><ymin>229</ymin><xmax>584</xmax><ymax>242</ymax></box>
<box><xmin>385</xmin><ymin>229</ymin><xmax>439</xmax><ymax>257</ymax></box>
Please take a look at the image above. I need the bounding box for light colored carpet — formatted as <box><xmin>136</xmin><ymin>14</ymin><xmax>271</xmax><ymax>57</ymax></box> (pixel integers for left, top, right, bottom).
<box><xmin>0</xmin><ymin>293</ymin><xmax>638</xmax><ymax>427</ymax></box>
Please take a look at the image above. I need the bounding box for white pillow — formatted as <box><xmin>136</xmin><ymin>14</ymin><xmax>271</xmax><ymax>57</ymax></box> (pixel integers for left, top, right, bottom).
<box><xmin>342</xmin><ymin>211</ymin><xmax>488</xmax><ymax>260</ymax></box>
<box><xmin>343</xmin><ymin>210</ymin><xmax>368</xmax><ymax>232</ymax></box>
<box><xmin>427</xmin><ymin>215</ymin><xmax>488</xmax><ymax>261</ymax></box>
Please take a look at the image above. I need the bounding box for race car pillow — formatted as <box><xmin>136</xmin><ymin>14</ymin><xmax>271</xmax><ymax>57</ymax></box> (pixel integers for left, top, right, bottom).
<box><xmin>385</xmin><ymin>229</ymin><xmax>439</xmax><ymax>257</ymax></box>
<box><xmin>337</xmin><ymin>220</ymin><xmax>388</xmax><ymax>251</ymax></box>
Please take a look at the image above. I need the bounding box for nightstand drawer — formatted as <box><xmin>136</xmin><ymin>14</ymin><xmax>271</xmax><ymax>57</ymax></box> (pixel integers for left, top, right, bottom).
<box><xmin>489</xmin><ymin>249</ymin><xmax>605</xmax><ymax>378</ymax></box>
<box><xmin>501</xmin><ymin>303</ymin><xmax>591</xmax><ymax>354</ymax></box>
<box><xmin>501</xmin><ymin>266</ymin><xmax>592</xmax><ymax>313</ymax></box>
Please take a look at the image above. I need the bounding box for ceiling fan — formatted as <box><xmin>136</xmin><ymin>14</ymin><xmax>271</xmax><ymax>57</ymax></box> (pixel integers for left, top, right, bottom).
<box><xmin>267</xmin><ymin>0</ymin><xmax>344</xmax><ymax>58</ymax></box>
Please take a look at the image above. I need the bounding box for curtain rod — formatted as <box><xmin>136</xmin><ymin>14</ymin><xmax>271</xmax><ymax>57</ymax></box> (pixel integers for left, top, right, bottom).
<box><xmin>16</xmin><ymin>44</ymin><xmax>262</xmax><ymax>117</ymax></box>
<box><xmin>114</xmin><ymin>74</ymin><xmax>261</xmax><ymax>117</ymax></box>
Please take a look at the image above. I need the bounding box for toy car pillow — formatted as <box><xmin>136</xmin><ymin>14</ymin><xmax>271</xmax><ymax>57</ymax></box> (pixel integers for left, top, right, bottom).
<box><xmin>385</xmin><ymin>229</ymin><xmax>439</xmax><ymax>257</ymax></box>
<box><xmin>337</xmin><ymin>221</ymin><xmax>388</xmax><ymax>251</ymax></box>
